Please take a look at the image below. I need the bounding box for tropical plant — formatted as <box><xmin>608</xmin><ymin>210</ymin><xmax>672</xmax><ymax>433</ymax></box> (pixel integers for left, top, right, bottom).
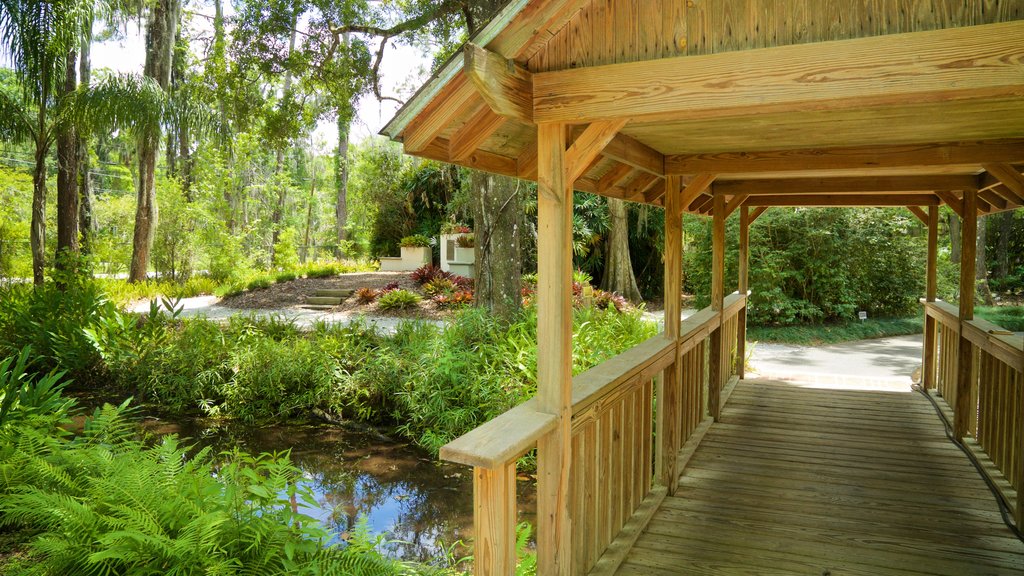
<box><xmin>378</xmin><ymin>289</ymin><xmax>420</xmax><ymax>310</ymax></box>
<box><xmin>355</xmin><ymin>287</ymin><xmax>379</xmax><ymax>304</ymax></box>
<box><xmin>422</xmin><ymin>277</ymin><xmax>456</xmax><ymax>296</ymax></box>
<box><xmin>455</xmin><ymin>233</ymin><xmax>475</xmax><ymax>248</ymax></box>
<box><xmin>411</xmin><ymin>264</ymin><xmax>449</xmax><ymax>285</ymax></box>
<box><xmin>400</xmin><ymin>234</ymin><xmax>431</xmax><ymax>248</ymax></box>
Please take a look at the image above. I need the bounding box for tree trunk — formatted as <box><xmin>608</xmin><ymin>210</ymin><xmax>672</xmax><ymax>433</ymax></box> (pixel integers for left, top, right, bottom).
<box><xmin>471</xmin><ymin>170</ymin><xmax>522</xmax><ymax>322</ymax></box>
<box><xmin>131</xmin><ymin>0</ymin><xmax>180</xmax><ymax>282</ymax></box>
<box><xmin>31</xmin><ymin>140</ymin><xmax>47</xmax><ymax>286</ymax></box>
<box><xmin>269</xmin><ymin>24</ymin><xmax>297</xmax><ymax>262</ymax></box>
<box><xmin>335</xmin><ymin>104</ymin><xmax>352</xmax><ymax>255</ymax></box>
<box><xmin>948</xmin><ymin>212</ymin><xmax>961</xmax><ymax>265</ymax></box>
<box><xmin>601</xmin><ymin>197</ymin><xmax>643</xmax><ymax>302</ymax></box>
<box><xmin>78</xmin><ymin>38</ymin><xmax>95</xmax><ymax>255</ymax></box>
<box><xmin>976</xmin><ymin>215</ymin><xmax>994</xmax><ymax>305</ymax></box>
<box><xmin>56</xmin><ymin>49</ymin><xmax>80</xmax><ymax>278</ymax></box>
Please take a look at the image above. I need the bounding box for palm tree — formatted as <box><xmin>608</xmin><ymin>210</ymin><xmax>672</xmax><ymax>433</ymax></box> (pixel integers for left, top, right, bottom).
<box><xmin>0</xmin><ymin>0</ymin><xmax>94</xmax><ymax>284</ymax></box>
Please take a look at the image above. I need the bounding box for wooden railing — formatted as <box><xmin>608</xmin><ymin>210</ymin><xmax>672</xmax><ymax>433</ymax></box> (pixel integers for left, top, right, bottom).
<box><xmin>441</xmin><ymin>294</ymin><xmax>746</xmax><ymax>575</ymax></box>
<box><xmin>923</xmin><ymin>301</ymin><xmax>1024</xmax><ymax>527</ymax></box>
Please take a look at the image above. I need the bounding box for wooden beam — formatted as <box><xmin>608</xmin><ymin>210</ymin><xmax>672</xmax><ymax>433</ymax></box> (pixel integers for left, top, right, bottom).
<box><xmin>658</xmin><ymin>174</ymin><xmax>684</xmax><ymax>493</ymax></box>
<box><xmin>609</xmin><ymin>172</ymin><xmax>657</xmax><ymax>202</ymax></box>
<box><xmin>464</xmin><ymin>43</ymin><xmax>533</xmax><ymax>122</ymax></box>
<box><xmin>954</xmin><ymin>190</ymin><xmax>978</xmax><ymax>441</ymax></box>
<box><xmin>403</xmin><ymin>77</ymin><xmax>477</xmax><ymax>152</ymax></box>
<box><xmin>689</xmin><ymin>193</ymin><xmax>713</xmax><ymax>214</ymax></box>
<box><xmin>667</xmin><ymin>140</ymin><xmax>1024</xmax><ymax>174</ymax></box>
<box><xmin>743</xmin><ymin>194</ymin><xmax>941</xmax><ymax>207</ymax></box>
<box><xmin>922</xmin><ymin>205</ymin><xmax>939</xmax><ymax>392</ymax></box>
<box><xmin>906</xmin><ymin>205</ymin><xmax>928</xmax><ymax>224</ymax></box>
<box><xmin>534</xmin><ymin>21</ymin><xmax>1024</xmax><ymax>124</ymax></box>
<box><xmin>708</xmin><ymin>193</ymin><xmax>726</xmax><ymax>421</ymax></box>
<box><xmin>517</xmin><ymin>142</ymin><xmax>538</xmax><ymax>180</ymax></box>
<box><xmin>473</xmin><ymin>463</ymin><xmax>516</xmax><ymax>575</ymax></box>
<box><xmin>597</xmin><ymin>131</ymin><xmax>665</xmax><ymax>176</ymax></box>
<box><xmin>449</xmin><ymin>105</ymin><xmax>506</xmax><ymax>162</ymax></box>
<box><xmin>535</xmin><ymin>122</ymin><xmax>572</xmax><ymax>574</ymax></box>
<box><xmin>737</xmin><ymin>206</ymin><xmax>750</xmax><ymax>379</ymax></box>
<box><xmin>724</xmin><ymin>194</ymin><xmax>749</xmax><ymax>217</ymax></box>
<box><xmin>418</xmin><ymin>138</ymin><xmax>519</xmax><ymax>177</ymax></box>
<box><xmin>934</xmin><ymin>190</ymin><xmax>964</xmax><ymax>218</ymax></box>
<box><xmin>713</xmin><ymin>175</ymin><xmax>979</xmax><ymax>196</ymax></box>
<box><xmin>749</xmin><ymin>206</ymin><xmax>768</xmax><ymax>223</ymax></box>
<box><xmin>983</xmin><ymin>163</ymin><xmax>1024</xmax><ymax>205</ymax></box>
<box><xmin>679</xmin><ymin>174</ymin><xmax>717</xmax><ymax>207</ymax></box>
<box><xmin>565</xmin><ymin>119</ymin><xmax>629</xmax><ymax>182</ymax></box>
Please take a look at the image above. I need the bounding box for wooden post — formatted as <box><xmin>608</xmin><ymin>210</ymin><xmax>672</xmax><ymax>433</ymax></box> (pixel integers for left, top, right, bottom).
<box><xmin>923</xmin><ymin>205</ymin><xmax>939</xmax><ymax>390</ymax></box>
<box><xmin>708</xmin><ymin>194</ymin><xmax>726</xmax><ymax>421</ymax></box>
<box><xmin>736</xmin><ymin>206</ymin><xmax>750</xmax><ymax>379</ymax></box>
<box><xmin>535</xmin><ymin>122</ymin><xmax>573</xmax><ymax>575</ymax></box>
<box><xmin>657</xmin><ymin>174</ymin><xmax>683</xmax><ymax>493</ymax></box>
<box><xmin>954</xmin><ymin>191</ymin><xmax>977</xmax><ymax>440</ymax></box>
<box><xmin>474</xmin><ymin>463</ymin><xmax>516</xmax><ymax>575</ymax></box>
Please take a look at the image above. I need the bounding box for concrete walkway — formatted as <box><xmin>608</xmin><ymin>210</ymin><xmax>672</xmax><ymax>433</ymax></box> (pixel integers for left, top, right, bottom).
<box><xmin>750</xmin><ymin>333</ymin><xmax>923</xmax><ymax>387</ymax></box>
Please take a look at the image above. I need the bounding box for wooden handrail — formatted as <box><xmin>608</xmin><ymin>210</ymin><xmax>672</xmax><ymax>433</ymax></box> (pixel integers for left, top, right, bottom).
<box><xmin>962</xmin><ymin>317</ymin><xmax>1024</xmax><ymax>371</ymax></box>
<box><xmin>572</xmin><ymin>334</ymin><xmax>675</xmax><ymax>416</ymax></box>
<box><xmin>440</xmin><ymin>399</ymin><xmax>558</xmax><ymax>469</ymax></box>
<box><xmin>924</xmin><ymin>300</ymin><xmax>961</xmax><ymax>333</ymax></box>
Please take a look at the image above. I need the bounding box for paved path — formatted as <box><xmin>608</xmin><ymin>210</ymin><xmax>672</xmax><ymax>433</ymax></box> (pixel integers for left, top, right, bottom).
<box><xmin>129</xmin><ymin>296</ymin><xmax>441</xmax><ymax>333</ymax></box>
<box><xmin>750</xmin><ymin>333</ymin><xmax>923</xmax><ymax>386</ymax></box>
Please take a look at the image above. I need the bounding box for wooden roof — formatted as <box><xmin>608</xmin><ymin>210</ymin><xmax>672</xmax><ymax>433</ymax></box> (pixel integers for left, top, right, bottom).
<box><xmin>381</xmin><ymin>0</ymin><xmax>1024</xmax><ymax>216</ymax></box>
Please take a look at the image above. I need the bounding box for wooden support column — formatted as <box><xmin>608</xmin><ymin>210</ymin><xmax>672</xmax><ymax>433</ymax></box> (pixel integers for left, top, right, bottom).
<box><xmin>474</xmin><ymin>463</ymin><xmax>516</xmax><ymax>575</ymax></box>
<box><xmin>708</xmin><ymin>194</ymin><xmax>726</xmax><ymax>421</ymax></box>
<box><xmin>736</xmin><ymin>206</ymin><xmax>750</xmax><ymax>379</ymax></box>
<box><xmin>657</xmin><ymin>174</ymin><xmax>683</xmax><ymax>494</ymax></box>
<box><xmin>954</xmin><ymin>191</ymin><xmax>977</xmax><ymax>440</ymax></box>
<box><xmin>535</xmin><ymin>122</ymin><xmax>573</xmax><ymax>575</ymax></box>
<box><xmin>922</xmin><ymin>206</ymin><xmax>939</xmax><ymax>390</ymax></box>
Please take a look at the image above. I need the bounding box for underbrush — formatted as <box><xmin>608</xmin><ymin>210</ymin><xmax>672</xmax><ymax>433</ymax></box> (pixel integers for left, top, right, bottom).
<box><xmin>975</xmin><ymin>305</ymin><xmax>1024</xmax><ymax>332</ymax></box>
<box><xmin>216</xmin><ymin>260</ymin><xmax>378</xmax><ymax>298</ymax></box>
<box><xmin>0</xmin><ymin>348</ymin><xmax>436</xmax><ymax>576</ymax></box>
<box><xmin>0</xmin><ymin>282</ymin><xmax>657</xmax><ymax>458</ymax></box>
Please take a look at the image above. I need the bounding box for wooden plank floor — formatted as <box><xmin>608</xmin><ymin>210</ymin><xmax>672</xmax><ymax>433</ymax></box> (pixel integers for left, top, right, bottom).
<box><xmin>616</xmin><ymin>378</ymin><xmax>1024</xmax><ymax>576</ymax></box>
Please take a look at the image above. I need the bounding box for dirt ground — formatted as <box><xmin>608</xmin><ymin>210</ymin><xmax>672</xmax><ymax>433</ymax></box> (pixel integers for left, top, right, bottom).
<box><xmin>219</xmin><ymin>271</ymin><xmax>450</xmax><ymax>320</ymax></box>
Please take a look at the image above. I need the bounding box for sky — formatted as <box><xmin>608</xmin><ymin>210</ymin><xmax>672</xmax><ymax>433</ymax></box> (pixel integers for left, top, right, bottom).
<box><xmin>90</xmin><ymin>10</ymin><xmax>432</xmax><ymax>151</ymax></box>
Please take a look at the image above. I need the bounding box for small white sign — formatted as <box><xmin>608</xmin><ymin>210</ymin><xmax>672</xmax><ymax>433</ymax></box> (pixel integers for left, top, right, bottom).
<box><xmin>858</xmin><ymin>311</ymin><xmax>868</xmax><ymax>321</ymax></box>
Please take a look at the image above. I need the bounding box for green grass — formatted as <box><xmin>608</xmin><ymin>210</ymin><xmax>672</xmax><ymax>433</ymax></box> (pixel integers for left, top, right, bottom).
<box><xmin>974</xmin><ymin>305</ymin><xmax>1024</xmax><ymax>332</ymax></box>
<box><xmin>748</xmin><ymin>317</ymin><xmax>924</xmax><ymax>346</ymax></box>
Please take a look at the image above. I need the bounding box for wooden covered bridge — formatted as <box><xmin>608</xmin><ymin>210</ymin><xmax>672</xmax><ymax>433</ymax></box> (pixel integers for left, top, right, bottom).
<box><xmin>381</xmin><ymin>1</ymin><xmax>1024</xmax><ymax>573</ymax></box>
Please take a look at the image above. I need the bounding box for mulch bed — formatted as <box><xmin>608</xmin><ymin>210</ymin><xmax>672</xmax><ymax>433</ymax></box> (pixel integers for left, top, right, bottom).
<box><xmin>219</xmin><ymin>271</ymin><xmax>451</xmax><ymax>320</ymax></box>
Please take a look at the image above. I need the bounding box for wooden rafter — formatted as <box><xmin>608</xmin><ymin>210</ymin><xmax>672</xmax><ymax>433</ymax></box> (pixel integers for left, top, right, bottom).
<box><xmin>418</xmin><ymin>138</ymin><xmax>518</xmax><ymax>177</ymax></box>
<box><xmin>643</xmin><ymin>180</ymin><xmax>667</xmax><ymax>204</ymax></box>
<box><xmin>906</xmin><ymin>206</ymin><xmax>929</xmax><ymax>223</ymax></box>
<box><xmin>450</xmin><ymin>105</ymin><xmax>506</xmax><ymax>162</ymax></box>
<box><xmin>403</xmin><ymin>76</ymin><xmax>477</xmax><ymax>152</ymax></box>
<box><xmin>517</xmin><ymin>143</ymin><xmax>538</xmax><ymax>180</ymax></box>
<box><xmin>533</xmin><ymin>21</ymin><xmax>1024</xmax><ymax>124</ymax></box>
<box><xmin>667</xmin><ymin>140</ymin><xmax>1024</xmax><ymax>174</ymax></box>
<box><xmin>712</xmin><ymin>175</ymin><xmax>978</xmax><ymax>196</ymax></box>
<box><xmin>744</xmin><ymin>194</ymin><xmax>941</xmax><ymax>207</ymax></box>
<box><xmin>983</xmin><ymin>163</ymin><xmax>1024</xmax><ymax>205</ymax></box>
<box><xmin>595</xmin><ymin>131</ymin><xmax>665</xmax><ymax>176</ymax></box>
<box><xmin>934</xmin><ymin>190</ymin><xmax>964</xmax><ymax>217</ymax></box>
<box><xmin>679</xmin><ymin>174</ymin><xmax>717</xmax><ymax>208</ymax></box>
<box><xmin>979</xmin><ymin>190</ymin><xmax>1008</xmax><ymax>211</ymax></box>
<box><xmin>565</xmin><ymin>119</ymin><xmax>629</xmax><ymax>182</ymax></box>
<box><xmin>597</xmin><ymin>163</ymin><xmax>634</xmax><ymax>193</ymax></box>
<box><xmin>724</xmin><ymin>194</ymin><xmax>749</xmax><ymax>217</ymax></box>
<box><xmin>749</xmin><ymin>206</ymin><xmax>769</xmax><ymax>223</ymax></box>
<box><xmin>464</xmin><ymin>43</ymin><xmax>533</xmax><ymax>122</ymax></box>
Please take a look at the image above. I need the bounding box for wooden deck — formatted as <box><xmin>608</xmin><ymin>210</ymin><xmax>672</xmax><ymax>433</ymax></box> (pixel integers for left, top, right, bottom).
<box><xmin>614</xmin><ymin>378</ymin><xmax>1024</xmax><ymax>576</ymax></box>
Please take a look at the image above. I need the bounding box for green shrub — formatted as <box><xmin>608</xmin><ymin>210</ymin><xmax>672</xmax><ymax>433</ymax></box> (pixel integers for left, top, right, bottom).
<box><xmin>247</xmin><ymin>276</ymin><xmax>273</xmax><ymax>291</ymax></box>
<box><xmin>305</xmin><ymin>263</ymin><xmax>339</xmax><ymax>278</ymax></box>
<box><xmin>273</xmin><ymin>227</ymin><xmax>301</xmax><ymax>271</ymax></box>
<box><xmin>400</xmin><ymin>235</ymin><xmax>430</xmax><ymax>248</ymax></box>
<box><xmin>685</xmin><ymin>208</ymin><xmax>924</xmax><ymax>326</ymax></box>
<box><xmin>378</xmin><ymin>289</ymin><xmax>421</xmax><ymax>310</ymax></box>
<box><xmin>276</xmin><ymin>271</ymin><xmax>298</xmax><ymax>283</ymax></box>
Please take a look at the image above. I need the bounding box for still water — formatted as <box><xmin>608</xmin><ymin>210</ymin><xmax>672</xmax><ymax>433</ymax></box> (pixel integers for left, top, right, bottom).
<box><xmin>137</xmin><ymin>416</ymin><xmax>536</xmax><ymax>563</ymax></box>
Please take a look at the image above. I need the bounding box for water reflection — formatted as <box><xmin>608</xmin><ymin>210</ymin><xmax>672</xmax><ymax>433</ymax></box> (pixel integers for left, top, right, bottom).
<box><xmin>138</xmin><ymin>417</ymin><xmax>535</xmax><ymax>563</ymax></box>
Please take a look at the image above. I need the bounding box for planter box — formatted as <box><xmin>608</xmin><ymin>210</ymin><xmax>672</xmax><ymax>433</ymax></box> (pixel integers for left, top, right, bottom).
<box><xmin>381</xmin><ymin>246</ymin><xmax>431</xmax><ymax>272</ymax></box>
<box><xmin>449</xmin><ymin>262</ymin><xmax>475</xmax><ymax>279</ymax></box>
<box><xmin>441</xmin><ymin>233</ymin><xmax>469</xmax><ymax>272</ymax></box>
<box><xmin>400</xmin><ymin>246</ymin><xmax>432</xmax><ymax>266</ymax></box>
<box><xmin>454</xmin><ymin>246</ymin><xmax>475</xmax><ymax>263</ymax></box>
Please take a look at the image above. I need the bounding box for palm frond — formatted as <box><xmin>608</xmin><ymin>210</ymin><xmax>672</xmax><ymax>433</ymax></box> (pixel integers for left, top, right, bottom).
<box><xmin>61</xmin><ymin>72</ymin><xmax>167</xmax><ymax>137</ymax></box>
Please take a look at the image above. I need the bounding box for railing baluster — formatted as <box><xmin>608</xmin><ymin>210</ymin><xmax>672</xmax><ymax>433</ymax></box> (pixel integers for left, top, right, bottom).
<box><xmin>473</xmin><ymin>462</ymin><xmax>516</xmax><ymax>575</ymax></box>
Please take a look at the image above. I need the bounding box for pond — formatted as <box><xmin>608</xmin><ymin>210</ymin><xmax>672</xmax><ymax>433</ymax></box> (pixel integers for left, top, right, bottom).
<box><xmin>136</xmin><ymin>415</ymin><xmax>537</xmax><ymax>564</ymax></box>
